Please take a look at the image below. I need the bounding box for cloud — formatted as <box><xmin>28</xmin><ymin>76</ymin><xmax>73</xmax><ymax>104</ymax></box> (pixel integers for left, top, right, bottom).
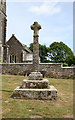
<box><xmin>29</xmin><ymin>2</ymin><xmax>61</xmax><ymax>15</ymax></box>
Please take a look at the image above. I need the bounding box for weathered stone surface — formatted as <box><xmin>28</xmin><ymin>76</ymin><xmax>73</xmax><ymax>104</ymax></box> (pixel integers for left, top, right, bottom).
<box><xmin>29</xmin><ymin>72</ymin><xmax>43</xmax><ymax>80</ymax></box>
<box><xmin>6</xmin><ymin>35</ymin><xmax>33</xmax><ymax>63</ymax></box>
<box><xmin>31</xmin><ymin>22</ymin><xmax>41</xmax><ymax>72</ymax></box>
<box><xmin>0</xmin><ymin>0</ymin><xmax>8</xmax><ymax>63</ymax></box>
<box><xmin>31</xmin><ymin>21</ymin><xmax>41</xmax><ymax>37</ymax></box>
<box><xmin>1</xmin><ymin>63</ymin><xmax>74</xmax><ymax>78</ymax></box>
<box><xmin>12</xmin><ymin>85</ymin><xmax>57</xmax><ymax>100</ymax></box>
<box><xmin>12</xmin><ymin>21</ymin><xmax>58</xmax><ymax>100</ymax></box>
<box><xmin>21</xmin><ymin>79</ymin><xmax>49</xmax><ymax>89</ymax></box>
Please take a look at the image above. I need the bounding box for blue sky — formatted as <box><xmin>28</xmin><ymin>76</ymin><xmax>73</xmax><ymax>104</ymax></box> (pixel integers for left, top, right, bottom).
<box><xmin>6</xmin><ymin>1</ymin><xmax>73</xmax><ymax>51</ymax></box>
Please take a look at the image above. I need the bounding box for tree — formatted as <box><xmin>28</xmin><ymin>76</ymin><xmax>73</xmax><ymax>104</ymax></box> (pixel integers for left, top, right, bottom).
<box><xmin>39</xmin><ymin>44</ymin><xmax>48</xmax><ymax>63</ymax></box>
<box><xmin>29</xmin><ymin>43</ymin><xmax>33</xmax><ymax>52</ymax></box>
<box><xmin>29</xmin><ymin>43</ymin><xmax>48</xmax><ymax>63</ymax></box>
<box><xmin>48</xmin><ymin>42</ymin><xmax>74</xmax><ymax>63</ymax></box>
<box><xmin>29</xmin><ymin>42</ymin><xmax>74</xmax><ymax>66</ymax></box>
<box><xmin>65</xmin><ymin>55</ymin><xmax>75</xmax><ymax>66</ymax></box>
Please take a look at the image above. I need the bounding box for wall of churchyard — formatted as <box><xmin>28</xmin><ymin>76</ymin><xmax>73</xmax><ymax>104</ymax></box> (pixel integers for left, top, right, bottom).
<box><xmin>0</xmin><ymin>63</ymin><xmax>74</xmax><ymax>78</ymax></box>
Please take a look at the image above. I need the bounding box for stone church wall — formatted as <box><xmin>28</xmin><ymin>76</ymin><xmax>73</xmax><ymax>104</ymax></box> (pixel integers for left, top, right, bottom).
<box><xmin>0</xmin><ymin>63</ymin><xmax>74</xmax><ymax>78</ymax></box>
<box><xmin>7</xmin><ymin>35</ymin><xmax>24</xmax><ymax>63</ymax></box>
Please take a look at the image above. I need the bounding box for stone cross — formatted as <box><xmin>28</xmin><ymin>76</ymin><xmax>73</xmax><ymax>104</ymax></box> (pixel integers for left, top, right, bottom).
<box><xmin>31</xmin><ymin>21</ymin><xmax>41</xmax><ymax>72</ymax></box>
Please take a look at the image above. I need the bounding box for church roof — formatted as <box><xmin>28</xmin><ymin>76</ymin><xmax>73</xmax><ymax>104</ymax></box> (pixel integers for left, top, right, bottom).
<box><xmin>6</xmin><ymin>34</ymin><xmax>32</xmax><ymax>54</ymax></box>
<box><xmin>22</xmin><ymin>44</ymin><xmax>32</xmax><ymax>53</ymax></box>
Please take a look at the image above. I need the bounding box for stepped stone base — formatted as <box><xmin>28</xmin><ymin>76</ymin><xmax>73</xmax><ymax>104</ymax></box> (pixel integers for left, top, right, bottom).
<box><xmin>21</xmin><ymin>79</ymin><xmax>49</xmax><ymax>89</ymax></box>
<box><xmin>12</xmin><ymin>71</ymin><xmax>58</xmax><ymax>100</ymax></box>
<box><xmin>12</xmin><ymin>85</ymin><xmax>57</xmax><ymax>100</ymax></box>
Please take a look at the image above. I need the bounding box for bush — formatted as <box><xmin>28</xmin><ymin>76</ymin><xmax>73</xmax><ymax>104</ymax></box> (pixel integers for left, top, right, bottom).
<box><xmin>63</xmin><ymin>63</ymin><xmax>68</xmax><ymax>67</ymax></box>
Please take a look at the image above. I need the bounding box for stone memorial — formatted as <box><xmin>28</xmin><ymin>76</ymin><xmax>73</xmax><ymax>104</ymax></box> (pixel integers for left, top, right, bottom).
<box><xmin>12</xmin><ymin>22</ymin><xmax>57</xmax><ymax>100</ymax></box>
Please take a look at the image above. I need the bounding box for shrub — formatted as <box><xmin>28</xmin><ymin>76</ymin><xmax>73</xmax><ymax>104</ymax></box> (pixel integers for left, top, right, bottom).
<box><xmin>63</xmin><ymin>63</ymin><xmax>68</xmax><ymax>67</ymax></box>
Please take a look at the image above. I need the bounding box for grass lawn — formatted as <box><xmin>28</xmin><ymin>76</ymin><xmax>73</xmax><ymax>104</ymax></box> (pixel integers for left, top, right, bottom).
<box><xmin>1</xmin><ymin>75</ymin><xmax>73</xmax><ymax>118</ymax></box>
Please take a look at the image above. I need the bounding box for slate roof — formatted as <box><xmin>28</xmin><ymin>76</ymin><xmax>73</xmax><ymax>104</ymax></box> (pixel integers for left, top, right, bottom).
<box><xmin>6</xmin><ymin>34</ymin><xmax>32</xmax><ymax>54</ymax></box>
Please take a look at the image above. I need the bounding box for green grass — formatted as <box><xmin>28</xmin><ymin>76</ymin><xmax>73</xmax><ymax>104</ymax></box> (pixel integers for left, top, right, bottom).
<box><xmin>1</xmin><ymin>75</ymin><xmax>73</xmax><ymax>118</ymax></box>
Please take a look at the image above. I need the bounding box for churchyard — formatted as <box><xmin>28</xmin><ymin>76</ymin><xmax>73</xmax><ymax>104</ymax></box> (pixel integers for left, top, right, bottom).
<box><xmin>1</xmin><ymin>21</ymin><xmax>74</xmax><ymax>119</ymax></box>
<box><xmin>2</xmin><ymin>75</ymin><xmax>73</xmax><ymax>118</ymax></box>
<box><xmin>0</xmin><ymin>1</ymin><xmax>74</xmax><ymax>119</ymax></box>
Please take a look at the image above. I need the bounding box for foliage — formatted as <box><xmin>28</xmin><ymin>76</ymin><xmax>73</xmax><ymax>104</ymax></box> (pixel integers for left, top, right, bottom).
<box><xmin>48</xmin><ymin>42</ymin><xmax>74</xmax><ymax>63</ymax></box>
<box><xmin>63</xmin><ymin>63</ymin><xmax>68</xmax><ymax>67</ymax></box>
<box><xmin>23</xmin><ymin>44</ymin><xmax>27</xmax><ymax>47</ymax></box>
<box><xmin>39</xmin><ymin>44</ymin><xmax>48</xmax><ymax>63</ymax></box>
<box><xmin>65</xmin><ymin>55</ymin><xmax>75</xmax><ymax>66</ymax></box>
<box><xmin>29</xmin><ymin>42</ymin><xmax>74</xmax><ymax>66</ymax></box>
<box><xmin>29</xmin><ymin>43</ymin><xmax>33</xmax><ymax>52</ymax></box>
<box><xmin>29</xmin><ymin>43</ymin><xmax>48</xmax><ymax>63</ymax></box>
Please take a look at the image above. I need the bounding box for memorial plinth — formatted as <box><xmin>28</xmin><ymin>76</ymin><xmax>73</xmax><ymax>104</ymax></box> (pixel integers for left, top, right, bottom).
<box><xmin>12</xmin><ymin>22</ymin><xmax>58</xmax><ymax>100</ymax></box>
<box><xmin>13</xmin><ymin>86</ymin><xmax>57</xmax><ymax>100</ymax></box>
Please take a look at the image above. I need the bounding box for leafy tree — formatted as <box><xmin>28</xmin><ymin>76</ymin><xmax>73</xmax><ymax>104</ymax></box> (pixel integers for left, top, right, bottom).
<box><xmin>63</xmin><ymin>63</ymin><xmax>68</xmax><ymax>67</ymax></box>
<box><xmin>48</xmin><ymin>42</ymin><xmax>74</xmax><ymax>63</ymax></box>
<box><xmin>29</xmin><ymin>43</ymin><xmax>48</xmax><ymax>63</ymax></box>
<box><xmin>65</xmin><ymin>55</ymin><xmax>75</xmax><ymax>66</ymax></box>
<box><xmin>39</xmin><ymin>44</ymin><xmax>48</xmax><ymax>63</ymax></box>
<box><xmin>29</xmin><ymin>43</ymin><xmax>33</xmax><ymax>52</ymax></box>
<box><xmin>29</xmin><ymin>42</ymin><xmax>74</xmax><ymax>66</ymax></box>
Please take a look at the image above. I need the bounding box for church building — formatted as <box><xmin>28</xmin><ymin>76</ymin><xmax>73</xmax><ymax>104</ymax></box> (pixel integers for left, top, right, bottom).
<box><xmin>0</xmin><ymin>0</ymin><xmax>33</xmax><ymax>63</ymax></box>
<box><xmin>6</xmin><ymin>34</ymin><xmax>33</xmax><ymax>63</ymax></box>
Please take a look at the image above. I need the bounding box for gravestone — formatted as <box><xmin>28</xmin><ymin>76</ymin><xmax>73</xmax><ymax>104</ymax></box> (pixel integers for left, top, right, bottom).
<box><xmin>12</xmin><ymin>22</ymin><xmax>57</xmax><ymax>100</ymax></box>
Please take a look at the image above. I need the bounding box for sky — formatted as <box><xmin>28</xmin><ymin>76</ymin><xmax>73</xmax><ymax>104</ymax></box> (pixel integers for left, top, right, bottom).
<box><xmin>6</xmin><ymin>1</ymin><xmax>73</xmax><ymax>51</ymax></box>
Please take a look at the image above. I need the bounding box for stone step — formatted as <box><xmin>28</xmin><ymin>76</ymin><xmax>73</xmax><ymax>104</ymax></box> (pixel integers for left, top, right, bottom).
<box><xmin>12</xmin><ymin>85</ymin><xmax>57</xmax><ymax>100</ymax></box>
<box><xmin>28</xmin><ymin>72</ymin><xmax>43</xmax><ymax>80</ymax></box>
<box><xmin>20</xmin><ymin>79</ymin><xmax>49</xmax><ymax>89</ymax></box>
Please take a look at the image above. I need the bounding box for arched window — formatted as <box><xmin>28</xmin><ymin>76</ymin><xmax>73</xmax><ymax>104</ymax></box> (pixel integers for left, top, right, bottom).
<box><xmin>10</xmin><ymin>55</ymin><xmax>16</xmax><ymax>63</ymax></box>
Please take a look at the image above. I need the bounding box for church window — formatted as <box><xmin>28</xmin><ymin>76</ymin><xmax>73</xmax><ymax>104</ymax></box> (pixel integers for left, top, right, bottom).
<box><xmin>10</xmin><ymin>55</ymin><xmax>16</xmax><ymax>63</ymax></box>
<box><xmin>12</xmin><ymin>55</ymin><xmax>14</xmax><ymax>63</ymax></box>
<box><xmin>15</xmin><ymin>56</ymin><xmax>16</xmax><ymax>63</ymax></box>
<box><xmin>10</xmin><ymin>55</ymin><xmax>11</xmax><ymax>63</ymax></box>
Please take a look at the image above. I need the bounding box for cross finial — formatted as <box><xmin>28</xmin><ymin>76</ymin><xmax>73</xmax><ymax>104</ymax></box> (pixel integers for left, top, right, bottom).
<box><xmin>31</xmin><ymin>21</ymin><xmax>41</xmax><ymax>37</ymax></box>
